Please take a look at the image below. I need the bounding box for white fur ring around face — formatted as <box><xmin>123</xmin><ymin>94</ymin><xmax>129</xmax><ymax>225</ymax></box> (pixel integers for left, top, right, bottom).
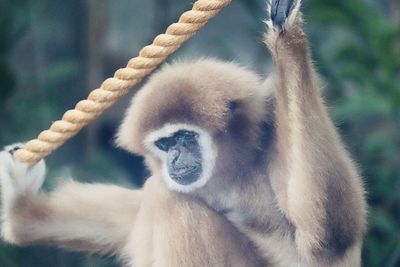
<box><xmin>144</xmin><ymin>124</ymin><xmax>217</xmax><ymax>193</ymax></box>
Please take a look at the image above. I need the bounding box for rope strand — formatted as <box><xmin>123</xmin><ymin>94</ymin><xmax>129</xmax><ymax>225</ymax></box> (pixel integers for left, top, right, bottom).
<box><xmin>14</xmin><ymin>0</ymin><xmax>231</xmax><ymax>164</ymax></box>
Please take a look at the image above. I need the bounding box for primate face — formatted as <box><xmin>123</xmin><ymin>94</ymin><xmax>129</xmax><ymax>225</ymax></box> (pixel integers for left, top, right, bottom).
<box><xmin>144</xmin><ymin>124</ymin><xmax>216</xmax><ymax>192</ymax></box>
<box><xmin>155</xmin><ymin>130</ymin><xmax>202</xmax><ymax>185</ymax></box>
<box><xmin>115</xmin><ymin>59</ymin><xmax>268</xmax><ymax>192</ymax></box>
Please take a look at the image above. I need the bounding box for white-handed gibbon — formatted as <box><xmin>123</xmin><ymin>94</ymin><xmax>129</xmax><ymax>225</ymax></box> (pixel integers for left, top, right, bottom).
<box><xmin>0</xmin><ymin>0</ymin><xmax>367</xmax><ymax>266</ymax></box>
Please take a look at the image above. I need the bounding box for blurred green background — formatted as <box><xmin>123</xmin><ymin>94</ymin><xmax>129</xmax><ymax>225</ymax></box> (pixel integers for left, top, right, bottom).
<box><xmin>0</xmin><ymin>0</ymin><xmax>399</xmax><ymax>266</ymax></box>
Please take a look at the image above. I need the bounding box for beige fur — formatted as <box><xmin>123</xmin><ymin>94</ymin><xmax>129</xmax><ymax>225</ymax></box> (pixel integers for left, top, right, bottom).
<box><xmin>123</xmin><ymin>176</ymin><xmax>264</xmax><ymax>266</ymax></box>
<box><xmin>116</xmin><ymin>59</ymin><xmax>268</xmax><ymax>155</ymax></box>
<box><xmin>0</xmin><ymin>2</ymin><xmax>366</xmax><ymax>266</ymax></box>
<box><xmin>3</xmin><ymin>179</ymin><xmax>142</xmax><ymax>255</ymax></box>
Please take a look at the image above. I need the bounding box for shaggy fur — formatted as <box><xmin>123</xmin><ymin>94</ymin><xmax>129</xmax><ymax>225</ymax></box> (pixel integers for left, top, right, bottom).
<box><xmin>1</xmin><ymin>1</ymin><xmax>366</xmax><ymax>266</ymax></box>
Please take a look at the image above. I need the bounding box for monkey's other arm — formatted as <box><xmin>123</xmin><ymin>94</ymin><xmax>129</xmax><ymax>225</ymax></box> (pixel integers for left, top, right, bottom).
<box><xmin>0</xmin><ymin>144</ymin><xmax>142</xmax><ymax>255</ymax></box>
<box><xmin>264</xmin><ymin>0</ymin><xmax>367</xmax><ymax>264</ymax></box>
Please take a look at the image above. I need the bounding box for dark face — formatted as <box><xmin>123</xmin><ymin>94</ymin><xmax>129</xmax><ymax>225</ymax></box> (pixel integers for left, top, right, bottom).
<box><xmin>155</xmin><ymin>130</ymin><xmax>203</xmax><ymax>185</ymax></box>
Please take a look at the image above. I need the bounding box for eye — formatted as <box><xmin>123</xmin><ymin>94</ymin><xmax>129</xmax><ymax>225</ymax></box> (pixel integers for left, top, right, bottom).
<box><xmin>175</xmin><ymin>130</ymin><xmax>199</xmax><ymax>147</ymax></box>
<box><xmin>154</xmin><ymin>137</ymin><xmax>177</xmax><ymax>152</ymax></box>
<box><xmin>175</xmin><ymin>130</ymin><xmax>198</xmax><ymax>139</ymax></box>
<box><xmin>228</xmin><ymin>101</ymin><xmax>238</xmax><ymax>113</ymax></box>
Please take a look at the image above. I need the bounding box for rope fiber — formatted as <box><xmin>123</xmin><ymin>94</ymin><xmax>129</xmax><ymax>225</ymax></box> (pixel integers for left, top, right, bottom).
<box><xmin>14</xmin><ymin>0</ymin><xmax>232</xmax><ymax>164</ymax></box>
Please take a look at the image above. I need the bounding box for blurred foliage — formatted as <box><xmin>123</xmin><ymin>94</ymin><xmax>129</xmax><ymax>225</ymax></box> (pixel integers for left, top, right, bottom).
<box><xmin>304</xmin><ymin>1</ymin><xmax>400</xmax><ymax>266</ymax></box>
<box><xmin>0</xmin><ymin>0</ymin><xmax>28</xmax><ymax>103</ymax></box>
<box><xmin>0</xmin><ymin>0</ymin><xmax>399</xmax><ymax>266</ymax></box>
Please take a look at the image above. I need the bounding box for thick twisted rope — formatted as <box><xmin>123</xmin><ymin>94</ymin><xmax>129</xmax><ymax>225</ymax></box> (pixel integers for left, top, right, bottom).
<box><xmin>14</xmin><ymin>0</ymin><xmax>231</xmax><ymax>164</ymax></box>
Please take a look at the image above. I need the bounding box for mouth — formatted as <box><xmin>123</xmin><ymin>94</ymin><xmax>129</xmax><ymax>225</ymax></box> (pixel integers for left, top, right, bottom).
<box><xmin>169</xmin><ymin>165</ymin><xmax>202</xmax><ymax>185</ymax></box>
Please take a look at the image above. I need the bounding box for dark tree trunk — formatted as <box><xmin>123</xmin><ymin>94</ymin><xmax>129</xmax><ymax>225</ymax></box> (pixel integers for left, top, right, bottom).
<box><xmin>391</xmin><ymin>0</ymin><xmax>400</xmax><ymax>23</ymax></box>
<box><xmin>84</xmin><ymin>0</ymin><xmax>109</xmax><ymax>156</ymax></box>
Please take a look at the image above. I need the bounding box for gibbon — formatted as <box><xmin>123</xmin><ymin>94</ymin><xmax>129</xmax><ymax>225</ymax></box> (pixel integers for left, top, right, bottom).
<box><xmin>0</xmin><ymin>0</ymin><xmax>367</xmax><ymax>266</ymax></box>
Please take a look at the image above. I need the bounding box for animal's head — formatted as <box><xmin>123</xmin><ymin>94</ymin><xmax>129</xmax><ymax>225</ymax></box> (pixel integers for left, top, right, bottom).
<box><xmin>116</xmin><ymin>59</ymin><xmax>273</xmax><ymax>192</ymax></box>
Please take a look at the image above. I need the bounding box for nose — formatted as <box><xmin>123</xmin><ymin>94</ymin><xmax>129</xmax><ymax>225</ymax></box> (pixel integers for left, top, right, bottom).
<box><xmin>169</xmin><ymin>148</ymin><xmax>181</xmax><ymax>165</ymax></box>
<box><xmin>170</xmin><ymin>147</ymin><xmax>195</xmax><ymax>170</ymax></box>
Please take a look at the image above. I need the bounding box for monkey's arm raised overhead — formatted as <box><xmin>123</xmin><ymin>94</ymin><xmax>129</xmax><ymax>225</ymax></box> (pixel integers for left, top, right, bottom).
<box><xmin>264</xmin><ymin>0</ymin><xmax>367</xmax><ymax>265</ymax></box>
<box><xmin>0</xmin><ymin>145</ymin><xmax>142</xmax><ymax>255</ymax></box>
